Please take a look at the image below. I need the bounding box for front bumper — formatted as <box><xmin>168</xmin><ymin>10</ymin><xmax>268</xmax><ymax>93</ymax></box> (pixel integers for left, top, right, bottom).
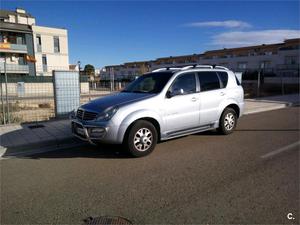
<box><xmin>71</xmin><ymin>119</ymin><xmax>120</xmax><ymax>144</ymax></box>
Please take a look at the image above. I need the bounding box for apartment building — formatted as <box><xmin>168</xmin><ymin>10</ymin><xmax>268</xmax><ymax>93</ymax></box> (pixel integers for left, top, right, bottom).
<box><xmin>102</xmin><ymin>38</ymin><xmax>299</xmax><ymax>80</ymax></box>
<box><xmin>0</xmin><ymin>8</ymin><xmax>69</xmax><ymax>76</ymax></box>
<box><xmin>101</xmin><ymin>61</ymin><xmax>151</xmax><ymax>80</ymax></box>
<box><xmin>0</xmin><ymin>9</ymin><xmax>36</xmax><ymax>76</ymax></box>
<box><xmin>32</xmin><ymin>25</ymin><xmax>69</xmax><ymax>76</ymax></box>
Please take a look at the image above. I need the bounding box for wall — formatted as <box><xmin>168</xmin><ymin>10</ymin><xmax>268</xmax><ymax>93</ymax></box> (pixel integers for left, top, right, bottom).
<box><xmin>1</xmin><ymin>82</ymin><xmax>89</xmax><ymax>95</ymax></box>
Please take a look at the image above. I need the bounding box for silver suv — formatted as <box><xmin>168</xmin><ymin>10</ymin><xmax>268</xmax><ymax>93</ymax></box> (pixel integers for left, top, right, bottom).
<box><xmin>71</xmin><ymin>65</ymin><xmax>244</xmax><ymax>157</ymax></box>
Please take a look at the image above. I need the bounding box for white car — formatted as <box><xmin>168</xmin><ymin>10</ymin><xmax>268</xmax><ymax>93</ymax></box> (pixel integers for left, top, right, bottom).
<box><xmin>71</xmin><ymin>65</ymin><xmax>244</xmax><ymax>157</ymax></box>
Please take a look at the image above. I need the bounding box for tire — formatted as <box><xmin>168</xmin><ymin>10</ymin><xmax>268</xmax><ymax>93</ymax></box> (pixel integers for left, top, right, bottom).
<box><xmin>218</xmin><ymin>108</ymin><xmax>237</xmax><ymax>135</ymax></box>
<box><xmin>124</xmin><ymin>120</ymin><xmax>158</xmax><ymax>157</ymax></box>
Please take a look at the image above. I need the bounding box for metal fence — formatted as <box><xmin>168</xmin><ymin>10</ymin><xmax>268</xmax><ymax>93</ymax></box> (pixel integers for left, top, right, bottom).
<box><xmin>237</xmin><ymin>68</ymin><xmax>300</xmax><ymax>98</ymax></box>
<box><xmin>0</xmin><ymin>67</ymin><xmax>132</xmax><ymax>125</ymax></box>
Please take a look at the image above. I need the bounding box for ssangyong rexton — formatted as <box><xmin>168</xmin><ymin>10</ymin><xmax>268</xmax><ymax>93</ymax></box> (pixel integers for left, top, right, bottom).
<box><xmin>71</xmin><ymin>65</ymin><xmax>244</xmax><ymax>157</ymax></box>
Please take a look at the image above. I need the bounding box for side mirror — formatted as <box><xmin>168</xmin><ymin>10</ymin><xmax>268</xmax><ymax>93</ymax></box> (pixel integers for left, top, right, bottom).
<box><xmin>166</xmin><ymin>90</ymin><xmax>172</xmax><ymax>98</ymax></box>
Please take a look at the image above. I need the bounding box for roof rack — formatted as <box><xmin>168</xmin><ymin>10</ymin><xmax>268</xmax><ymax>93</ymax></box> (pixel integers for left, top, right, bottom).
<box><xmin>152</xmin><ymin>64</ymin><xmax>229</xmax><ymax>72</ymax></box>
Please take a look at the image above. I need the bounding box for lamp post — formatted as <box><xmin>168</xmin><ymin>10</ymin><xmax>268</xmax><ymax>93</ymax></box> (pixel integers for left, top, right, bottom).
<box><xmin>77</xmin><ymin>61</ymin><xmax>81</xmax><ymax>94</ymax></box>
<box><xmin>77</xmin><ymin>61</ymin><xmax>81</xmax><ymax>75</ymax></box>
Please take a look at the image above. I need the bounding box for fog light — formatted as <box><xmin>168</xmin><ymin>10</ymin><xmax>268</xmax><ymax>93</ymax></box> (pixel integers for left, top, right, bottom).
<box><xmin>90</xmin><ymin>127</ymin><xmax>105</xmax><ymax>133</ymax></box>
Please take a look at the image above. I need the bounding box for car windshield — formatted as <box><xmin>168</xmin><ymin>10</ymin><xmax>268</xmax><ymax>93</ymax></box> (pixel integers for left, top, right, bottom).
<box><xmin>122</xmin><ymin>72</ymin><xmax>174</xmax><ymax>94</ymax></box>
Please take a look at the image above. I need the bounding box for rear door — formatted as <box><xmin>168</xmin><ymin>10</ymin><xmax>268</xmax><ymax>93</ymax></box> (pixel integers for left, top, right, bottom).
<box><xmin>197</xmin><ymin>71</ymin><xmax>228</xmax><ymax>125</ymax></box>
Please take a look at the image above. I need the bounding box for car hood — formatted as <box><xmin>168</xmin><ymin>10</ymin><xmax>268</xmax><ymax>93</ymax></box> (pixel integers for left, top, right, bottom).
<box><xmin>80</xmin><ymin>92</ymin><xmax>156</xmax><ymax>112</ymax></box>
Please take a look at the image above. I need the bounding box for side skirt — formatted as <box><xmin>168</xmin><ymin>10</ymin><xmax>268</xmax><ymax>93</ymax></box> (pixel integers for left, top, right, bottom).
<box><xmin>161</xmin><ymin>124</ymin><xmax>217</xmax><ymax>141</ymax></box>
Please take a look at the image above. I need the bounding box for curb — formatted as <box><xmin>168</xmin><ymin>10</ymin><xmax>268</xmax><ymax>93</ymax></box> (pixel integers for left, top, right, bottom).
<box><xmin>0</xmin><ymin>137</ymin><xmax>86</xmax><ymax>159</ymax></box>
<box><xmin>243</xmin><ymin>103</ymin><xmax>293</xmax><ymax>115</ymax></box>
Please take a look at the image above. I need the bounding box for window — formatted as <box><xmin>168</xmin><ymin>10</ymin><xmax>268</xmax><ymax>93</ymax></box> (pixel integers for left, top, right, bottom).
<box><xmin>54</xmin><ymin>36</ymin><xmax>60</xmax><ymax>53</ymax></box>
<box><xmin>237</xmin><ymin>62</ymin><xmax>247</xmax><ymax>69</ymax></box>
<box><xmin>42</xmin><ymin>55</ymin><xmax>47</xmax><ymax>65</ymax></box>
<box><xmin>36</xmin><ymin>34</ymin><xmax>41</xmax><ymax>52</ymax></box>
<box><xmin>285</xmin><ymin>56</ymin><xmax>298</xmax><ymax>65</ymax></box>
<box><xmin>235</xmin><ymin>76</ymin><xmax>241</xmax><ymax>86</ymax></box>
<box><xmin>198</xmin><ymin>72</ymin><xmax>221</xmax><ymax>92</ymax></box>
<box><xmin>170</xmin><ymin>73</ymin><xmax>196</xmax><ymax>95</ymax></box>
<box><xmin>16</xmin><ymin>35</ymin><xmax>25</xmax><ymax>45</ymax></box>
<box><xmin>18</xmin><ymin>56</ymin><xmax>26</xmax><ymax>65</ymax></box>
<box><xmin>42</xmin><ymin>54</ymin><xmax>47</xmax><ymax>72</ymax></box>
<box><xmin>217</xmin><ymin>72</ymin><xmax>228</xmax><ymax>88</ymax></box>
<box><xmin>260</xmin><ymin>61</ymin><xmax>271</xmax><ymax>69</ymax></box>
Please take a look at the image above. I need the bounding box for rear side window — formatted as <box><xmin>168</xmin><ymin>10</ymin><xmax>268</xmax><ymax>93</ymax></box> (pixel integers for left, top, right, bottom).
<box><xmin>197</xmin><ymin>72</ymin><xmax>221</xmax><ymax>92</ymax></box>
<box><xmin>217</xmin><ymin>72</ymin><xmax>228</xmax><ymax>88</ymax></box>
<box><xmin>235</xmin><ymin>76</ymin><xmax>241</xmax><ymax>86</ymax></box>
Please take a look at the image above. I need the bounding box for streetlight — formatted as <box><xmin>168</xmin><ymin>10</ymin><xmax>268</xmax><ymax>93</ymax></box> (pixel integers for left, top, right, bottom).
<box><xmin>77</xmin><ymin>61</ymin><xmax>81</xmax><ymax>94</ymax></box>
<box><xmin>77</xmin><ymin>61</ymin><xmax>81</xmax><ymax>75</ymax></box>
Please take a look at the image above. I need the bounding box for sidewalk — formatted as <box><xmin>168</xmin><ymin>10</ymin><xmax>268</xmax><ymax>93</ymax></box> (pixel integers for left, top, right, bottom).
<box><xmin>244</xmin><ymin>94</ymin><xmax>299</xmax><ymax>115</ymax></box>
<box><xmin>1</xmin><ymin>94</ymin><xmax>299</xmax><ymax>158</ymax></box>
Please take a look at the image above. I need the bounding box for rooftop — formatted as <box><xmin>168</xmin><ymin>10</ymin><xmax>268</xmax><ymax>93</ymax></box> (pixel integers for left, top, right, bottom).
<box><xmin>0</xmin><ymin>8</ymin><xmax>35</xmax><ymax>19</ymax></box>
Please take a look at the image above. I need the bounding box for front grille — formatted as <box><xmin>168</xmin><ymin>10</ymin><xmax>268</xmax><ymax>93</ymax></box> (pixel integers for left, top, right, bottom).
<box><xmin>76</xmin><ymin>109</ymin><xmax>98</xmax><ymax>121</ymax></box>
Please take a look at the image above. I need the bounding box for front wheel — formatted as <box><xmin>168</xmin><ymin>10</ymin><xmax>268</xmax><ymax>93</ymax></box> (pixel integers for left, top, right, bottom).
<box><xmin>218</xmin><ymin>108</ymin><xmax>237</xmax><ymax>135</ymax></box>
<box><xmin>124</xmin><ymin>120</ymin><xmax>158</xmax><ymax>157</ymax></box>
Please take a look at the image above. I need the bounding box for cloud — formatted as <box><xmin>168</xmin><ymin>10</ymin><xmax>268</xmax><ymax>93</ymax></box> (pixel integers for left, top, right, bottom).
<box><xmin>185</xmin><ymin>20</ymin><xmax>252</xmax><ymax>29</ymax></box>
<box><xmin>212</xmin><ymin>29</ymin><xmax>300</xmax><ymax>47</ymax></box>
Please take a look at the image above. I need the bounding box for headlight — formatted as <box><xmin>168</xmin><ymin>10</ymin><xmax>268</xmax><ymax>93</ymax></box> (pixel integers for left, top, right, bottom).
<box><xmin>96</xmin><ymin>106</ymin><xmax>118</xmax><ymax>121</ymax></box>
<box><xmin>69</xmin><ymin>108</ymin><xmax>77</xmax><ymax>119</ymax></box>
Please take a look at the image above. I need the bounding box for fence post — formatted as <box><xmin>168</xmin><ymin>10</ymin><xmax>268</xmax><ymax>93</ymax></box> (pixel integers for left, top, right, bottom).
<box><xmin>0</xmin><ymin>68</ymin><xmax>6</xmax><ymax>125</ymax></box>
<box><xmin>280</xmin><ymin>73</ymin><xmax>285</xmax><ymax>95</ymax></box>
<box><xmin>257</xmin><ymin>70</ymin><xmax>261</xmax><ymax>97</ymax></box>
<box><xmin>4</xmin><ymin>57</ymin><xmax>10</xmax><ymax>123</ymax></box>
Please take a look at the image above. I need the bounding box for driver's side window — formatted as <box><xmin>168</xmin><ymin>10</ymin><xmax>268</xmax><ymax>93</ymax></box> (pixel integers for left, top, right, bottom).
<box><xmin>169</xmin><ymin>73</ymin><xmax>196</xmax><ymax>96</ymax></box>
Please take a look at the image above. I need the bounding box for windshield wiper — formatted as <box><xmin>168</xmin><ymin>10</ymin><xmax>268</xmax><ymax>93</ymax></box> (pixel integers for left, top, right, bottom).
<box><xmin>132</xmin><ymin>90</ymin><xmax>149</xmax><ymax>93</ymax></box>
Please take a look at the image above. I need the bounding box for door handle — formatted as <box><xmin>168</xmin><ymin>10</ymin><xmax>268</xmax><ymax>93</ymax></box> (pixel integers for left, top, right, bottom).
<box><xmin>191</xmin><ymin>97</ymin><xmax>198</xmax><ymax>102</ymax></box>
<box><xmin>220</xmin><ymin>92</ymin><xmax>226</xmax><ymax>96</ymax></box>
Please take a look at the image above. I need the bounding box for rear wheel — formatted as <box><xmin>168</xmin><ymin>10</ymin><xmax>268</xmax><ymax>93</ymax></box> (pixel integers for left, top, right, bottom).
<box><xmin>124</xmin><ymin>120</ymin><xmax>158</xmax><ymax>157</ymax></box>
<box><xmin>218</xmin><ymin>108</ymin><xmax>237</xmax><ymax>135</ymax></box>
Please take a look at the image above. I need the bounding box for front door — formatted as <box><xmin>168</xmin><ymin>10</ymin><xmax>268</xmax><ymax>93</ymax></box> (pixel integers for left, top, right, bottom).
<box><xmin>162</xmin><ymin>72</ymin><xmax>200</xmax><ymax>133</ymax></box>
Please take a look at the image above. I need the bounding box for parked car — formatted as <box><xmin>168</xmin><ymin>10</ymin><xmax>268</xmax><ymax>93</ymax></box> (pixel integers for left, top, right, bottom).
<box><xmin>70</xmin><ymin>65</ymin><xmax>244</xmax><ymax>157</ymax></box>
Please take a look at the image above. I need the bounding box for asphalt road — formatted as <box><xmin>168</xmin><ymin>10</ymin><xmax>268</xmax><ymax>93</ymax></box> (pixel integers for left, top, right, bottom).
<box><xmin>1</xmin><ymin>107</ymin><xmax>299</xmax><ymax>224</ymax></box>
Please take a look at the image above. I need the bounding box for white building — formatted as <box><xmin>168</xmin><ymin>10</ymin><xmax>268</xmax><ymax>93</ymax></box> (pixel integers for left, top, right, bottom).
<box><xmin>32</xmin><ymin>25</ymin><xmax>69</xmax><ymax>76</ymax></box>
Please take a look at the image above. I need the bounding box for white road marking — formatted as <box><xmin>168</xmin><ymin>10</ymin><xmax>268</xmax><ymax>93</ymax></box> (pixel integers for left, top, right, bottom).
<box><xmin>260</xmin><ymin>141</ymin><xmax>300</xmax><ymax>159</ymax></box>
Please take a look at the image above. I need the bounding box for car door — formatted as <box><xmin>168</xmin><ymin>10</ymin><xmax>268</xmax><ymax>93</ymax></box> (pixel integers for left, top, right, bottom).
<box><xmin>197</xmin><ymin>71</ymin><xmax>227</xmax><ymax>125</ymax></box>
<box><xmin>162</xmin><ymin>72</ymin><xmax>200</xmax><ymax>133</ymax></box>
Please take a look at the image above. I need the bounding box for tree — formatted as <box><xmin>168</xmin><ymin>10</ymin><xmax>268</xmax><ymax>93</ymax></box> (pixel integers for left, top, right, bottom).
<box><xmin>83</xmin><ymin>64</ymin><xmax>95</xmax><ymax>75</ymax></box>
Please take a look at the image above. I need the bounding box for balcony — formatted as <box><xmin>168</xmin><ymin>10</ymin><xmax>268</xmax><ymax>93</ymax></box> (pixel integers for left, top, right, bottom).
<box><xmin>0</xmin><ymin>43</ymin><xmax>28</xmax><ymax>53</ymax></box>
<box><xmin>0</xmin><ymin>63</ymin><xmax>29</xmax><ymax>74</ymax></box>
<box><xmin>277</xmin><ymin>64</ymin><xmax>299</xmax><ymax>70</ymax></box>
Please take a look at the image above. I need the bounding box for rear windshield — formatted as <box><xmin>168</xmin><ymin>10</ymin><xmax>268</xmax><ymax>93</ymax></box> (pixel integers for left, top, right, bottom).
<box><xmin>122</xmin><ymin>72</ymin><xmax>174</xmax><ymax>94</ymax></box>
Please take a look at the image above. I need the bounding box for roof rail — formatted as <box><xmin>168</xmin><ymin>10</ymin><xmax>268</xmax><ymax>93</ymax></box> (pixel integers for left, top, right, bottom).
<box><xmin>152</xmin><ymin>67</ymin><xmax>181</xmax><ymax>72</ymax></box>
<box><xmin>214</xmin><ymin>66</ymin><xmax>229</xmax><ymax>70</ymax></box>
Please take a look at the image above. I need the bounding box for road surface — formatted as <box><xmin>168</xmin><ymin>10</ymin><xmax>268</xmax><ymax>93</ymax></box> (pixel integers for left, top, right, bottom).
<box><xmin>1</xmin><ymin>107</ymin><xmax>299</xmax><ymax>224</ymax></box>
